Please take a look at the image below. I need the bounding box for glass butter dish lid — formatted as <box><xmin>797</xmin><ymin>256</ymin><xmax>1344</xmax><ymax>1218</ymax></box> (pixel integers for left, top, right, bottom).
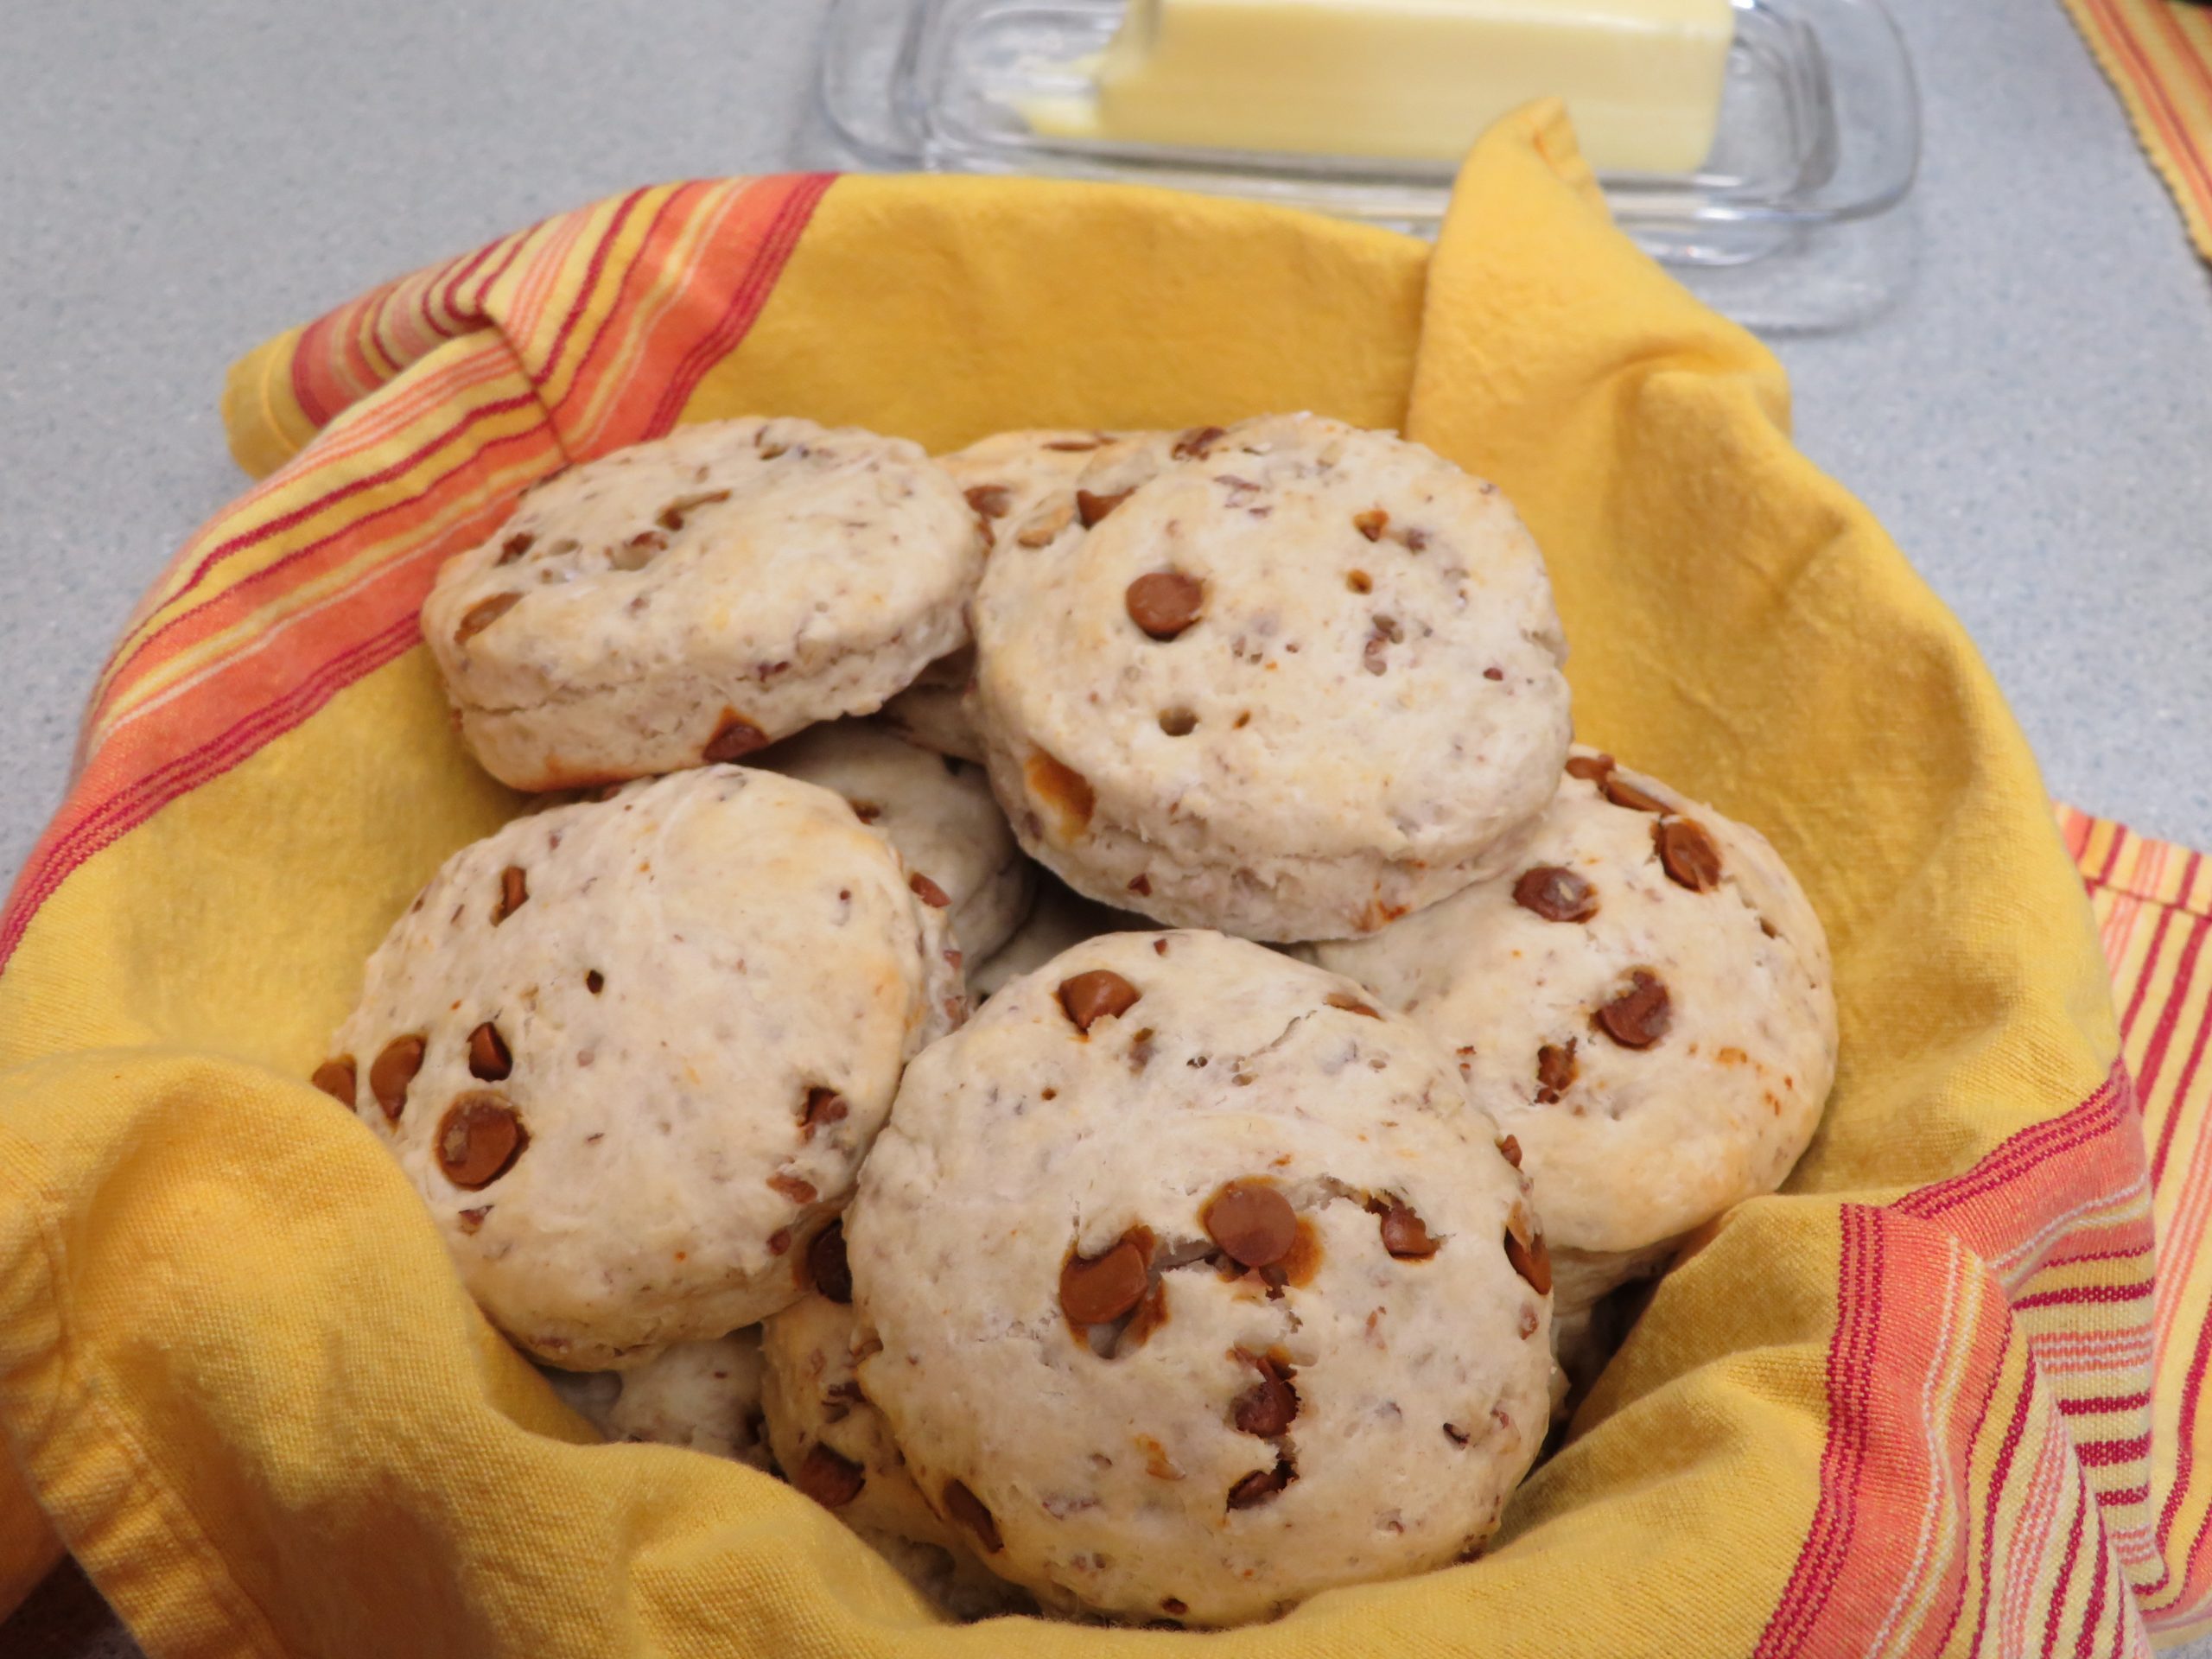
<box><xmin>816</xmin><ymin>0</ymin><xmax>1920</xmax><ymax>267</ymax></box>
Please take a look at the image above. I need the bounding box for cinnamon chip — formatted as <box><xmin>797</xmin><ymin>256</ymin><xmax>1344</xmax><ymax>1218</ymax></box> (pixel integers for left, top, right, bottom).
<box><xmin>1076</xmin><ymin>487</ymin><xmax>1134</xmax><ymax>527</ymax></box>
<box><xmin>369</xmin><ymin>1035</ymin><xmax>425</xmax><ymax>1122</ymax></box>
<box><xmin>1656</xmin><ymin>818</ymin><xmax>1724</xmax><ymax>892</ymax></box>
<box><xmin>795</xmin><ymin>1445</ymin><xmax>866</xmax><ymax>1509</ymax></box>
<box><xmin>493</xmin><ymin>865</ymin><xmax>528</xmax><ymax>925</ymax></box>
<box><xmin>1376</xmin><ymin>1201</ymin><xmax>1440</xmax><ymax>1260</ymax></box>
<box><xmin>311</xmin><ymin>1058</ymin><xmax>357</xmax><ymax>1106</ymax></box>
<box><xmin>1126</xmin><ymin>571</ymin><xmax>1205</xmax><ymax>640</ymax></box>
<box><xmin>1026</xmin><ymin>750</ymin><xmax>1096</xmax><ymax>836</ymax></box>
<box><xmin>1226</xmin><ymin>1459</ymin><xmax>1295</xmax><ymax>1510</ymax></box>
<box><xmin>1535</xmin><ymin>1040</ymin><xmax>1577</xmax><ymax>1103</ymax></box>
<box><xmin>1504</xmin><ymin>1209</ymin><xmax>1553</xmax><ymax>1295</ymax></box>
<box><xmin>1231</xmin><ymin>1353</ymin><xmax>1299</xmax><ymax>1437</ymax></box>
<box><xmin>455</xmin><ymin>592</ymin><xmax>521</xmax><ymax>645</ymax></box>
<box><xmin>944</xmin><ymin>1479</ymin><xmax>1002</xmax><ymax>1551</ymax></box>
<box><xmin>801</xmin><ymin>1086</ymin><xmax>849</xmax><ymax>1140</ymax></box>
<box><xmin>1603</xmin><ymin>774</ymin><xmax>1669</xmax><ymax>814</ymax></box>
<box><xmin>1204</xmin><ymin>1182</ymin><xmax>1297</xmax><ymax>1268</ymax></box>
<box><xmin>809</xmin><ymin>1220</ymin><xmax>853</xmax><ymax>1303</ymax></box>
<box><xmin>702</xmin><ymin>709</ymin><xmax>769</xmax><ymax>763</ymax></box>
<box><xmin>435</xmin><ymin>1092</ymin><xmax>526</xmax><ymax>1189</ymax></box>
<box><xmin>1058</xmin><ymin>969</ymin><xmax>1140</xmax><ymax>1033</ymax></box>
<box><xmin>656</xmin><ymin>488</ymin><xmax>729</xmax><ymax>531</ymax></box>
<box><xmin>1016</xmin><ymin>500</ymin><xmax>1076</xmax><ymax>546</ymax></box>
<box><xmin>467</xmin><ymin>1021</ymin><xmax>512</xmax><ymax>1082</ymax></box>
<box><xmin>1060</xmin><ymin>1235</ymin><xmax>1151</xmax><ymax>1326</ymax></box>
<box><xmin>1594</xmin><ymin>971</ymin><xmax>1672</xmax><ymax>1049</ymax></box>
<box><xmin>1512</xmin><ymin>866</ymin><xmax>1599</xmax><ymax>924</ymax></box>
<box><xmin>1565</xmin><ymin>753</ymin><xmax>1616</xmax><ymax>783</ymax></box>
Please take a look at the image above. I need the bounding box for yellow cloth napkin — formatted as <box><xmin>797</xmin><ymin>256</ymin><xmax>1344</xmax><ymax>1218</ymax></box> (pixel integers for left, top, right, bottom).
<box><xmin>0</xmin><ymin>104</ymin><xmax>2205</xmax><ymax>1654</ymax></box>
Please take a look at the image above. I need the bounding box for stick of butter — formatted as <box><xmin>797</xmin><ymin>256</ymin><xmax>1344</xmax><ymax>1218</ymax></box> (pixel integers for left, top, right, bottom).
<box><xmin>1023</xmin><ymin>0</ymin><xmax>1735</xmax><ymax>176</ymax></box>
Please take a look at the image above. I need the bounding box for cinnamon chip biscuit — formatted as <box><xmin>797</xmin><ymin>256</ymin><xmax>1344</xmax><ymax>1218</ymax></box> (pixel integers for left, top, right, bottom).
<box><xmin>876</xmin><ymin>432</ymin><xmax>1154</xmax><ymax>764</ymax></box>
<box><xmin>969</xmin><ymin>414</ymin><xmax>1572</xmax><ymax>940</ymax></box>
<box><xmin>321</xmin><ymin>767</ymin><xmax>962</xmax><ymax>1369</ymax></box>
<box><xmin>423</xmin><ymin>417</ymin><xmax>986</xmax><ymax>791</ymax></box>
<box><xmin>940</xmin><ymin>429</ymin><xmax>1141</xmax><ymax>544</ymax></box>
<box><xmin>875</xmin><ymin>650</ymin><xmax>983</xmax><ymax>765</ymax></box>
<box><xmin>543</xmin><ymin>1332</ymin><xmax>773</xmax><ymax>1470</ymax></box>
<box><xmin>1313</xmin><ymin>748</ymin><xmax>1836</xmax><ymax>1313</ymax></box>
<box><xmin>760</xmin><ymin>721</ymin><xmax>1033</xmax><ymax>960</ymax></box>
<box><xmin>763</xmin><ymin>1281</ymin><xmax>944</xmax><ymax>1545</ymax></box>
<box><xmin>855</xmin><ymin>1529</ymin><xmax>1038</xmax><ymax>1623</ymax></box>
<box><xmin>846</xmin><ymin>931</ymin><xmax>1550</xmax><ymax>1625</ymax></box>
<box><xmin>760</xmin><ymin>1232</ymin><xmax>1036</xmax><ymax>1620</ymax></box>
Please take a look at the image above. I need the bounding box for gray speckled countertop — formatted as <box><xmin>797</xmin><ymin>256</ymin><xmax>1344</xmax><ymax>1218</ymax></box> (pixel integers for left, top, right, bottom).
<box><xmin>2</xmin><ymin>1</ymin><xmax>2209</xmax><ymax>1653</ymax></box>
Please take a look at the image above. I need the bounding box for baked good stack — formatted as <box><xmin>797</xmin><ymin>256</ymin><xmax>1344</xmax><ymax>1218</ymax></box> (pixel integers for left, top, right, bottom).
<box><xmin>315</xmin><ymin>411</ymin><xmax>1837</xmax><ymax>1627</ymax></box>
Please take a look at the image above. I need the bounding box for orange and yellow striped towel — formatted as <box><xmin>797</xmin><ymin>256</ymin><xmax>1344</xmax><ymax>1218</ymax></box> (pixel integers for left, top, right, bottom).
<box><xmin>3</xmin><ymin>105</ymin><xmax>2212</xmax><ymax>1657</ymax></box>
<box><xmin>2061</xmin><ymin>806</ymin><xmax>2212</xmax><ymax>1643</ymax></box>
<box><xmin>2059</xmin><ymin>0</ymin><xmax>2212</xmax><ymax>259</ymax></box>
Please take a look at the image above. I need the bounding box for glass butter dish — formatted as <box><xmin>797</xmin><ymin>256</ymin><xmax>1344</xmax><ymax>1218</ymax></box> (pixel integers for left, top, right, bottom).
<box><xmin>816</xmin><ymin>0</ymin><xmax>1920</xmax><ymax>268</ymax></box>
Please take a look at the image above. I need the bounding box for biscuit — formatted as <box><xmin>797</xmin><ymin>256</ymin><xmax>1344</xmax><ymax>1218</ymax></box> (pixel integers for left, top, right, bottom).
<box><xmin>847</xmin><ymin>930</ymin><xmax>1551</xmax><ymax>1625</ymax></box>
<box><xmin>320</xmin><ymin>767</ymin><xmax>962</xmax><ymax>1369</ymax></box>
<box><xmin>969</xmin><ymin>414</ymin><xmax>1571</xmax><ymax>940</ymax></box>
<box><xmin>761</xmin><ymin>721</ymin><xmax>1033</xmax><ymax>960</ymax></box>
<box><xmin>760</xmin><ymin>1223</ymin><xmax>961</xmax><ymax>1551</ymax></box>
<box><xmin>969</xmin><ymin>876</ymin><xmax>1150</xmax><ymax>1001</ymax></box>
<box><xmin>941</xmin><ymin>429</ymin><xmax>1137</xmax><ymax>542</ymax></box>
<box><xmin>1313</xmin><ymin>748</ymin><xmax>1836</xmax><ymax>1313</ymax></box>
<box><xmin>876</xmin><ymin>432</ymin><xmax>1145</xmax><ymax>765</ymax></box>
<box><xmin>875</xmin><ymin>652</ymin><xmax>983</xmax><ymax>765</ymax></box>
<box><xmin>760</xmin><ymin>1223</ymin><xmax>1036</xmax><ymax>1619</ymax></box>
<box><xmin>422</xmin><ymin>417</ymin><xmax>986</xmax><ymax>791</ymax></box>
<box><xmin>855</xmin><ymin>1529</ymin><xmax>1037</xmax><ymax>1623</ymax></box>
<box><xmin>543</xmin><ymin>1332</ymin><xmax>773</xmax><ymax>1469</ymax></box>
